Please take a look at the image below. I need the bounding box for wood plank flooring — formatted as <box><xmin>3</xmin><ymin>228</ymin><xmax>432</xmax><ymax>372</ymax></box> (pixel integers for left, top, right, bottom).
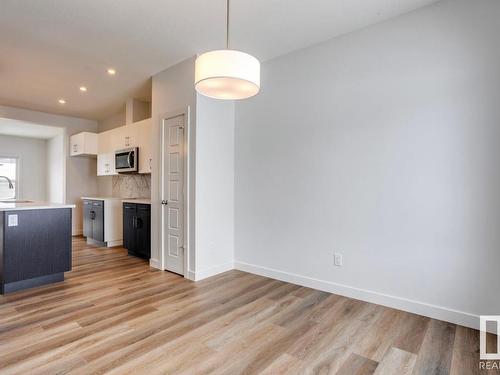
<box><xmin>0</xmin><ymin>236</ymin><xmax>496</xmax><ymax>374</ymax></box>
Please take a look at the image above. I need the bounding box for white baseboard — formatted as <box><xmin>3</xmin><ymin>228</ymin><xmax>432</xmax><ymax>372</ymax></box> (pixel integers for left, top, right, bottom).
<box><xmin>149</xmin><ymin>259</ymin><xmax>161</xmax><ymax>270</ymax></box>
<box><xmin>186</xmin><ymin>270</ymin><xmax>196</xmax><ymax>281</ymax></box>
<box><xmin>72</xmin><ymin>230</ymin><xmax>83</xmax><ymax>236</ymax></box>
<box><xmin>235</xmin><ymin>261</ymin><xmax>480</xmax><ymax>331</ymax></box>
<box><xmin>106</xmin><ymin>240</ymin><xmax>123</xmax><ymax>248</ymax></box>
<box><xmin>193</xmin><ymin>262</ymin><xmax>234</xmax><ymax>281</ymax></box>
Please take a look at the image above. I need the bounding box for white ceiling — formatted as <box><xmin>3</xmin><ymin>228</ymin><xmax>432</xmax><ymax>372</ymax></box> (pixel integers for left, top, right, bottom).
<box><xmin>0</xmin><ymin>118</ymin><xmax>63</xmax><ymax>139</ymax></box>
<box><xmin>0</xmin><ymin>0</ymin><xmax>439</xmax><ymax>121</ymax></box>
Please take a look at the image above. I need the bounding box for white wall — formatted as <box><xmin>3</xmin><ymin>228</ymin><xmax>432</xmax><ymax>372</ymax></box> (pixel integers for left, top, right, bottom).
<box><xmin>98</xmin><ymin>110</ymin><xmax>126</xmax><ymax>132</ymax></box>
<box><xmin>234</xmin><ymin>0</ymin><xmax>500</xmax><ymax>329</ymax></box>
<box><xmin>151</xmin><ymin>57</ymin><xmax>197</xmax><ymax>273</ymax></box>
<box><xmin>46</xmin><ymin>134</ymin><xmax>65</xmax><ymax>203</ymax></box>
<box><xmin>195</xmin><ymin>94</ymin><xmax>235</xmax><ymax>279</ymax></box>
<box><xmin>0</xmin><ymin>105</ymin><xmax>98</xmax><ymax>234</ymax></box>
<box><xmin>126</xmin><ymin>98</ymin><xmax>151</xmax><ymax>125</ymax></box>
<box><xmin>0</xmin><ymin>134</ymin><xmax>47</xmax><ymax>201</ymax></box>
<box><xmin>151</xmin><ymin>57</ymin><xmax>235</xmax><ymax>279</ymax></box>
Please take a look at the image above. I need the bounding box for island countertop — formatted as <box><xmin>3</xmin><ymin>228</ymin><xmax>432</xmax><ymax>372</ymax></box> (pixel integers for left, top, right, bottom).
<box><xmin>0</xmin><ymin>201</ymin><xmax>76</xmax><ymax>212</ymax></box>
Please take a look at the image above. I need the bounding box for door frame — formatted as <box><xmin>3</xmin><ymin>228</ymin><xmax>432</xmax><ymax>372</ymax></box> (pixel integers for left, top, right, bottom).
<box><xmin>159</xmin><ymin>107</ymin><xmax>192</xmax><ymax>278</ymax></box>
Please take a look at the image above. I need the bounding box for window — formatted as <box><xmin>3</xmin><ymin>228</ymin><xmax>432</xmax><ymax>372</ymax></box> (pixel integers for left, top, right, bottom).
<box><xmin>0</xmin><ymin>157</ymin><xmax>18</xmax><ymax>200</ymax></box>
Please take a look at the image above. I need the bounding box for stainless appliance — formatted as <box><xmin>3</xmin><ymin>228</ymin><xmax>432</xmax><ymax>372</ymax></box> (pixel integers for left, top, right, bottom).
<box><xmin>115</xmin><ymin>147</ymin><xmax>138</xmax><ymax>173</ymax></box>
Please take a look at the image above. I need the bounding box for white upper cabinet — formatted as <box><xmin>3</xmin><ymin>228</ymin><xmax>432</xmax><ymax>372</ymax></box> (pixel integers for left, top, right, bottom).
<box><xmin>136</xmin><ymin>119</ymin><xmax>152</xmax><ymax>174</ymax></box>
<box><xmin>98</xmin><ymin>129</ymin><xmax>114</xmax><ymax>154</ymax></box>
<box><xmin>70</xmin><ymin>132</ymin><xmax>98</xmax><ymax>156</ymax></box>
<box><xmin>113</xmin><ymin>124</ymin><xmax>139</xmax><ymax>151</ymax></box>
<box><xmin>97</xmin><ymin>152</ymin><xmax>117</xmax><ymax>176</ymax></box>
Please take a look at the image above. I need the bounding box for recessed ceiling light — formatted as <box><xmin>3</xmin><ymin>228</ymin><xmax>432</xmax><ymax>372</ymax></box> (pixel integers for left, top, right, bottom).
<box><xmin>58</xmin><ymin>99</ymin><xmax>66</xmax><ymax>104</ymax></box>
<box><xmin>107</xmin><ymin>68</ymin><xmax>116</xmax><ymax>75</ymax></box>
<box><xmin>79</xmin><ymin>86</ymin><xmax>88</xmax><ymax>92</ymax></box>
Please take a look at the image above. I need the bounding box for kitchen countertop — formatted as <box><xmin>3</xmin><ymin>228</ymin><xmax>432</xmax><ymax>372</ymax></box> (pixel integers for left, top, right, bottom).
<box><xmin>122</xmin><ymin>198</ymin><xmax>151</xmax><ymax>205</ymax></box>
<box><xmin>81</xmin><ymin>196</ymin><xmax>124</xmax><ymax>201</ymax></box>
<box><xmin>0</xmin><ymin>201</ymin><xmax>76</xmax><ymax>212</ymax></box>
<box><xmin>82</xmin><ymin>197</ymin><xmax>151</xmax><ymax>205</ymax></box>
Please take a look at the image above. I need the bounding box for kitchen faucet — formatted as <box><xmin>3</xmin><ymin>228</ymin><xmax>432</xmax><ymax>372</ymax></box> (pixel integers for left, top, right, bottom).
<box><xmin>0</xmin><ymin>176</ymin><xmax>14</xmax><ymax>189</ymax></box>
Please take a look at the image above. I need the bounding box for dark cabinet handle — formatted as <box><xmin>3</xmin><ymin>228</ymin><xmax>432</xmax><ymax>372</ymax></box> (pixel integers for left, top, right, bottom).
<box><xmin>132</xmin><ymin>216</ymin><xmax>137</xmax><ymax>229</ymax></box>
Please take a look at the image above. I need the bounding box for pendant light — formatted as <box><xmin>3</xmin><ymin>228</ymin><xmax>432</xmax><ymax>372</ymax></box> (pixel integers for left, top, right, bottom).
<box><xmin>195</xmin><ymin>0</ymin><xmax>260</xmax><ymax>100</ymax></box>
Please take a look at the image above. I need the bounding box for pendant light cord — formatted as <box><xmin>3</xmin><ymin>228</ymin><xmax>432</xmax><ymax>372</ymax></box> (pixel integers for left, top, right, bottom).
<box><xmin>226</xmin><ymin>0</ymin><xmax>230</xmax><ymax>49</ymax></box>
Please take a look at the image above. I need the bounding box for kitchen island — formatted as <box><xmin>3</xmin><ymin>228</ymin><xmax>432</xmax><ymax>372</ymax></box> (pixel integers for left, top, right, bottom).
<box><xmin>0</xmin><ymin>201</ymin><xmax>75</xmax><ymax>294</ymax></box>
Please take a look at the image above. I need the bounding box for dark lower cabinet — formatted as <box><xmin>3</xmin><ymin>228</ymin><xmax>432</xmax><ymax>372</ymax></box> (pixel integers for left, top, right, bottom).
<box><xmin>123</xmin><ymin>203</ymin><xmax>151</xmax><ymax>260</ymax></box>
<box><xmin>123</xmin><ymin>203</ymin><xmax>135</xmax><ymax>250</ymax></box>
<box><xmin>83</xmin><ymin>200</ymin><xmax>92</xmax><ymax>238</ymax></box>
<box><xmin>92</xmin><ymin>201</ymin><xmax>104</xmax><ymax>242</ymax></box>
<box><xmin>83</xmin><ymin>199</ymin><xmax>104</xmax><ymax>242</ymax></box>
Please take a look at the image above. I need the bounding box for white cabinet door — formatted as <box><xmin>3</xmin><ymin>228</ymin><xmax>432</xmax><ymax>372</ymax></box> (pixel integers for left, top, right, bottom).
<box><xmin>97</xmin><ymin>154</ymin><xmax>106</xmax><ymax>176</ymax></box>
<box><xmin>70</xmin><ymin>133</ymin><xmax>84</xmax><ymax>156</ymax></box>
<box><xmin>98</xmin><ymin>130</ymin><xmax>114</xmax><ymax>154</ymax></box>
<box><xmin>123</xmin><ymin>125</ymin><xmax>138</xmax><ymax>148</ymax></box>
<box><xmin>113</xmin><ymin>125</ymin><xmax>139</xmax><ymax>150</ymax></box>
<box><xmin>108</xmin><ymin>127</ymin><xmax>123</xmax><ymax>152</ymax></box>
<box><xmin>97</xmin><ymin>152</ymin><xmax>117</xmax><ymax>176</ymax></box>
<box><xmin>70</xmin><ymin>132</ymin><xmax>97</xmax><ymax>156</ymax></box>
<box><xmin>138</xmin><ymin>119</ymin><xmax>152</xmax><ymax>174</ymax></box>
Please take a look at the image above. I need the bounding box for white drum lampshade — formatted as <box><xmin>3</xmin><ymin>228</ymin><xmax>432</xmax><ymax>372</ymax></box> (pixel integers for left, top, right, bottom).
<box><xmin>195</xmin><ymin>50</ymin><xmax>260</xmax><ymax>100</ymax></box>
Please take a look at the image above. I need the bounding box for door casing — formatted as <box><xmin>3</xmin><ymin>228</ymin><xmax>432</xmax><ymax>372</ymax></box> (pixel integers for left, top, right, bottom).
<box><xmin>159</xmin><ymin>108</ymin><xmax>191</xmax><ymax>277</ymax></box>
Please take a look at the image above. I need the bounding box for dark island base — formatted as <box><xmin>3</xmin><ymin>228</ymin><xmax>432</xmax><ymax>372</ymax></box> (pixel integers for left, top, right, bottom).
<box><xmin>1</xmin><ymin>208</ymin><xmax>72</xmax><ymax>295</ymax></box>
<box><xmin>2</xmin><ymin>273</ymin><xmax>64</xmax><ymax>294</ymax></box>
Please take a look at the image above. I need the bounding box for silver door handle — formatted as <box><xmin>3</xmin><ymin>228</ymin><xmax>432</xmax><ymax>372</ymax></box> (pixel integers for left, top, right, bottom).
<box><xmin>161</xmin><ymin>200</ymin><xmax>168</xmax><ymax>205</ymax></box>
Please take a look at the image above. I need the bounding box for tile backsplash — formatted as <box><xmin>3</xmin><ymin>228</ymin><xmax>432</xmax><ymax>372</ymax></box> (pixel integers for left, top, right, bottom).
<box><xmin>112</xmin><ymin>174</ymin><xmax>151</xmax><ymax>198</ymax></box>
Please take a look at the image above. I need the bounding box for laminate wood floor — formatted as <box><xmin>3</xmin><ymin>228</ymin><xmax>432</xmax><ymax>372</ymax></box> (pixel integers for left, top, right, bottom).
<box><xmin>0</xmin><ymin>237</ymin><xmax>496</xmax><ymax>374</ymax></box>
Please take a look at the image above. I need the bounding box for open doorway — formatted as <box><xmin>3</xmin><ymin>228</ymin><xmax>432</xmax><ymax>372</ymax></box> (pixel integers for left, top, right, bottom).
<box><xmin>0</xmin><ymin>118</ymin><xmax>65</xmax><ymax>204</ymax></box>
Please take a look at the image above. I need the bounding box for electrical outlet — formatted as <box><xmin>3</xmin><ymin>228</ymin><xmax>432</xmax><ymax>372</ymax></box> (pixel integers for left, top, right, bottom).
<box><xmin>334</xmin><ymin>253</ymin><xmax>343</xmax><ymax>267</ymax></box>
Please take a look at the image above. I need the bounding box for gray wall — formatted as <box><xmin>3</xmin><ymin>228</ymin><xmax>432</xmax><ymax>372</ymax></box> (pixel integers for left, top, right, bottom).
<box><xmin>235</xmin><ymin>0</ymin><xmax>500</xmax><ymax>327</ymax></box>
<box><xmin>195</xmin><ymin>94</ymin><xmax>235</xmax><ymax>278</ymax></box>
<box><xmin>98</xmin><ymin>110</ymin><xmax>125</xmax><ymax>132</ymax></box>
<box><xmin>0</xmin><ymin>134</ymin><xmax>47</xmax><ymax>201</ymax></box>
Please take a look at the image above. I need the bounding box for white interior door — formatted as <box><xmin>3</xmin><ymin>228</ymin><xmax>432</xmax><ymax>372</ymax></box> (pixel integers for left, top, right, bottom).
<box><xmin>162</xmin><ymin>115</ymin><xmax>185</xmax><ymax>275</ymax></box>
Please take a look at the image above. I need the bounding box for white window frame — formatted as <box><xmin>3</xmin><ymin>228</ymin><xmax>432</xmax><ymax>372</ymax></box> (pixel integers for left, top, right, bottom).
<box><xmin>0</xmin><ymin>156</ymin><xmax>20</xmax><ymax>200</ymax></box>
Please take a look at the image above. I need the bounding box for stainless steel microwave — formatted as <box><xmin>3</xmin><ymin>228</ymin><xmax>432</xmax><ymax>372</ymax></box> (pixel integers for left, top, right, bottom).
<box><xmin>115</xmin><ymin>147</ymin><xmax>138</xmax><ymax>173</ymax></box>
